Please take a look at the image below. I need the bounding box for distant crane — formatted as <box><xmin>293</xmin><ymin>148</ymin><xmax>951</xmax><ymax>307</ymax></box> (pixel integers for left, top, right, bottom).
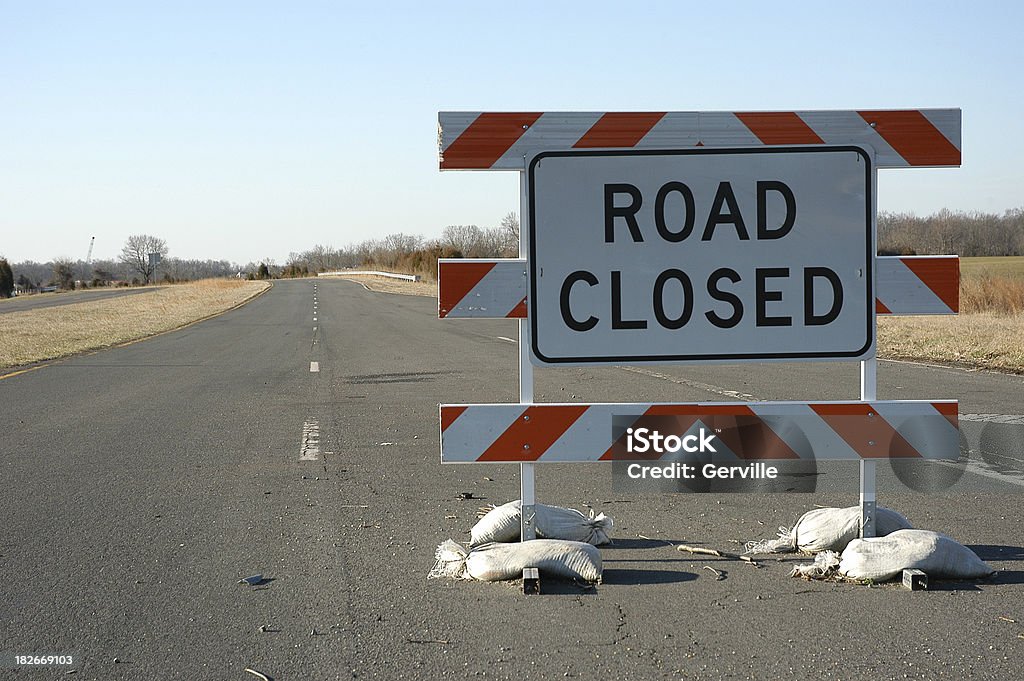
<box><xmin>82</xmin><ymin>236</ymin><xmax>96</xmax><ymax>285</ymax></box>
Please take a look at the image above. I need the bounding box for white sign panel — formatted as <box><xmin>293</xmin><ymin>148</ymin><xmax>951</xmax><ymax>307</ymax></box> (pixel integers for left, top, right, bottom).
<box><xmin>528</xmin><ymin>146</ymin><xmax>874</xmax><ymax>365</ymax></box>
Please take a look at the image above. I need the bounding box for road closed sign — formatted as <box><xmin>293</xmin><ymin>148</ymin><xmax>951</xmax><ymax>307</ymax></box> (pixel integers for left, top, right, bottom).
<box><xmin>528</xmin><ymin>146</ymin><xmax>874</xmax><ymax>365</ymax></box>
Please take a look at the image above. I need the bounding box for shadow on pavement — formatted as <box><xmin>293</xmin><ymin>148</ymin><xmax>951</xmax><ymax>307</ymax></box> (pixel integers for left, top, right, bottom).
<box><xmin>601</xmin><ymin>568</ymin><xmax>698</xmax><ymax>585</ymax></box>
<box><xmin>985</xmin><ymin>570</ymin><xmax>1024</xmax><ymax>585</ymax></box>
<box><xmin>967</xmin><ymin>544</ymin><xmax>1024</xmax><ymax>561</ymax></box>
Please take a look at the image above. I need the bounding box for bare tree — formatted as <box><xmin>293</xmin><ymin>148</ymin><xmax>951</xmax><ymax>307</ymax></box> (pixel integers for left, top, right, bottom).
<box><xmin>376</xmin><ymin>233</ymin><xmax>422</xmax><ymax>268</ymax></box>
<box><xmin>442</xmin><ymin>225</ymin><xmax>483</xmax><ymax>256</ymax></box>
<box><xmin>120</xmin><ymin>234</ymin><xmax>168</xmax><ymax>284</ymax></box>
<box><xmin>52</xmin><ymin>257</ymin><xmax>76</xmax><ymax>290</ymax></box>
<box><xmin>501</xmin><ymin>211</ymin><xmax>520</xmax><ymax>247</ymax></box>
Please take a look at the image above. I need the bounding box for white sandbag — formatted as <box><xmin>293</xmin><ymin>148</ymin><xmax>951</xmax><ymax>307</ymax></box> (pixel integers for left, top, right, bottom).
<box><xmin>746</xmin><ymin>506</ymin><xmax>912</xmax><ymax>555</ymax></box>
<box><xmin>839</xmin><ymin>529</ymin><xmax>994</xmax><ymax>582</ymax></box>
<box><xmin>429</xmin><ymin>539</ymin><xmax>602</xmax><ymax>583</ymax></box>
<box><xmin>470</xmin><ymin>500</ymin><xmax>613</xmax><ymax>546</ymax></box>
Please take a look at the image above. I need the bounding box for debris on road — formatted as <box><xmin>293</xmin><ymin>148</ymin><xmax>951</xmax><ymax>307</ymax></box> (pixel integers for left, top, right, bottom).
<box><xmin>703</xmin><ymin>565</ymin><xmax>726</xmax><ymax>580</ymax></box>
<box><xmin>244</xmin><ymin>668</ymin><xmax>272</xmax><ymax>681</ymax></box>
<box><xmin>676</xmin><ymin>544</ymin><xmax>761</xmax><ymax>567</ymax></box>
<box><xmin>429</xmin><ymin>539</ymin><xmax>602</xmax><ymax>583</ymax></box>
<box><xmin>746</xmin><ymin>506</ymin><xmax>912</xmax><ymax>555</ymax></box>
<box><xmin>471</xmin><ymin>500</ymin><xmax>613</xmax><ymax>546</ymax></box>
<box><xmin>457</xmin><ymin>491</ymin><xmax>478</xmax><ymax>500</ymax></box>
<box><xmin>239</xmin><ymin>574</ymin><xmax>265</xmax><ymax>586</ymax></box>
<box><xmin>790</xmin><ymin>551</ymin><xmax>842</xmax><ymax>580</ymax></box>
<box><xmin>379</xmin><ymin>442</ymin><xmax>395</xmax><ymax>446</ymax></box>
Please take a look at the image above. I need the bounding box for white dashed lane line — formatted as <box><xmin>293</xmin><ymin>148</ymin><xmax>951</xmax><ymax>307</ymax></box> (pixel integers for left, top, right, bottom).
<box><xmin>300</xmin><ymin>419</ymin><xmax>320</xmax><ymax>460</ymax></box>
<box><xmin>310</xmin><ymin>361</ymin><xmax>319</xmax><ymax>373</ymax></box>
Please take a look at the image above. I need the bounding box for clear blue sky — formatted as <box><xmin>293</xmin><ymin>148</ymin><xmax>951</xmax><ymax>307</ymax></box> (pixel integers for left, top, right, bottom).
<box><xmin>2</xmin><ymin>1</ymin><xmax>1022</xmax><ymax>264</ymax></box>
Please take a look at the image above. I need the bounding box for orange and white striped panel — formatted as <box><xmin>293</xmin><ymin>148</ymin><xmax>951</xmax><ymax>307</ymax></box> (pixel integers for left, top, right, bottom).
<box><xmin>440</xmin><ymin>401</ymin><xmax>959</xmax><ymax>463</ymax></box>
<box><xmin>439</xmin><ymin>110</ymin><xmax>961</xmax><ymax>171</ymax></box>
<box><xmin>876</xmin><ymin>255</ymin><xmax>959</xmax><ymax>314</ymax></box>
<box><xmin>438</xmin><ymin>256</ymin><xmax>959</xmax><ymax>319</ymax></box>
<box><xmin>438</xmin><ymin>258</ymin><xmax>527</xmax><ymax>319</ymax></box>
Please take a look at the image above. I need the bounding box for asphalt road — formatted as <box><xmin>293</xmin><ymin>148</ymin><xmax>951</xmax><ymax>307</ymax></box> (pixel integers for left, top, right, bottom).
<box><xmin>0</xmin><ymin>287</ymin><xmax>157</xmax><ymax>314</ymax></box>
<box><xmin>2</xmin><ymin>278</ymin><xmax>1023</xmax><ymax>680</ymax></box>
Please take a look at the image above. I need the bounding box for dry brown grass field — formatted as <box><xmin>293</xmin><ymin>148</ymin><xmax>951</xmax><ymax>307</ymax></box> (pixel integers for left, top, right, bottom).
<box><xmin>879</xmin><ymin>258</ymin><xmax>1023</xmax><ymax>372</ymax></box>
<box><xmin>0</xmin><ymin>279</ymin><xmax>270</xmax><ymax>370</ymax></box>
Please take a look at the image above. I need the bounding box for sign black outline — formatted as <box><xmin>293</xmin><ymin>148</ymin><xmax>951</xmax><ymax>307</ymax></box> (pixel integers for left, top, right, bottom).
<box><xmin>527</xmin><ymin>146</ymin><xmax>875</xmax><ymax>365</ymax></box>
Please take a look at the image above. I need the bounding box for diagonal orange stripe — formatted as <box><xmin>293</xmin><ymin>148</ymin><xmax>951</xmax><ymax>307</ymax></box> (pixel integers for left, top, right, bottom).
<box><xmin>441</xmin><ymin>112</ymin><xmax>542</xmax><ymax>169</ymax></box>
<box><xmin>900</xmin><ymin>257</ymin><xmax>959</xmax><ymax>313</ymax></box>
<box><xmin>932</xmin><ymin>402</ymin><xmax>959</xmax><ymax>431</ymax></box>
<box><xmin>858</xmin><ymin>110</ymin><xmax>961</xmax><ymax>166</ymax></box>
<box><xmin>508</xmin><ymin>297</ymin><xmax>527</xmax><ymax>319</ymax></box>
<box><xmin>438</xmin><ymin>261</ymin><xmax>496</xmax><ymax>318</ymax></box>
<box><xmin>440</xmin><ymin>406</ymin><xmax>468</xmax><ymax>433</ymax></box>
<box><xmin>811</xmin><ymin>403</ymin><xmax>921</xmax><ymax>458</ymax></box>
<box><xmin>708</xmin><ymin>414</ymin><xmax>800</xmax><ymax>460</ymax></box>
<box><xmin>478</xmin><ymin>405</ymin><xmax>589</xmax><ymax>462</ymax></box>
<box><xmin>573</xmin><ymin>112</ymin><xmax>666</xmax><ymax>148</ymax></box>
<box><xmin>876</xmin><ymin>298</ymin><xmax>892</xmax><ymax>314</ymax></box>
<box><xmin>735</xmin><ymin>112</ymin><xmax>825</xmax><ymax>145</ymax></box>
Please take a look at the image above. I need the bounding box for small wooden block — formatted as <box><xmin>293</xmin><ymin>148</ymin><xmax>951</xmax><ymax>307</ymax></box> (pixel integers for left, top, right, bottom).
<box><xmin>902</xmin><ymin>568</ymin><xmax>928</xmax><ymax>591</ymax></box>
<box><xmin>523</xmin><ymin>568</ymin><xmax>540</xmax><ymax>595</ymax></box>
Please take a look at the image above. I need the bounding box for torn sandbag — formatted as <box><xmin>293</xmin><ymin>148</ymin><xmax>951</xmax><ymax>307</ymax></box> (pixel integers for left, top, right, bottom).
<box><xmin>470</xmin><ymin>500</ymin><xmax>613</xmax><ymax>546</ymax></box>
<box><xmin>789</xmin><ymin>550</ymin><xmax>841</xmax><ymax>580</ymax></box>
<box><xmin>429</xmin><ymin>539</ymin><xmax>602</xmax><ymax>583</ymax></box>
<box><xmin>839</xmin><ymin>530</ymin><xmax>994</xmax><ymax>582</ymax></box>
<box><xmin>746</xmin><ymin>506</ymin><xmax>912</xmax><ymax>555</ymax></box>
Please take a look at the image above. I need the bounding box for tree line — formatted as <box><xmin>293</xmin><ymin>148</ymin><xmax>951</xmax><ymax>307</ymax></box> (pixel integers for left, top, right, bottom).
<box><xmin>878</xmin><ymin>207</ymin><xmax>1024</xmax><ymax>256</ymax></box>
<box><xmin>5</xmin><ymin>255</ymin><xmax>246</xmax><ymax>292</ymax></box>
<box><xmin>0</xmin><ymin>214</ymin><xmax>519</xmax><ymax>294</ymax></box>
<box><xmin>281</xmin><ymin>212</ymin><xmax>519</xmax><ymax>280</ymax></box>
<box><xmin>5</xmin><ymin>207</ymin><xmax>1020</xmax><ymax>297</ymax></box>
<box><xmin>3</xmin><ymin>233</ymin><xmax>285</xmax><ymax>294</ymax></box>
